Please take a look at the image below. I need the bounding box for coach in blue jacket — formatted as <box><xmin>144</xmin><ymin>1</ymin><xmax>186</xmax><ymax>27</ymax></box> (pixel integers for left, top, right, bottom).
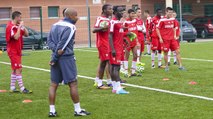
<box><xmin>47</xmin><ymin>8</ymin><xmax>90</xmax><ymax>117</ymax></box>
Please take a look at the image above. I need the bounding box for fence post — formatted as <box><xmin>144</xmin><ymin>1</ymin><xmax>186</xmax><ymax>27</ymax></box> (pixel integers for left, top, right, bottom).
<box><xmin>40</xmin><ymin>7</ymin><xmax>43</xmax><ymax>49</ymax></box>
<box><xmin>86</xmin><ymin>0</ymin><xmax>92</xmax><ymax>48</ymax></box>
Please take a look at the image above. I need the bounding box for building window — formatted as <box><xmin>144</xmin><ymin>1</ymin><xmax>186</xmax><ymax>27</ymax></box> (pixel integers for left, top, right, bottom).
<box><xmin>0</xmin><ymin>7</ymin><xmax>11</xmax><ymax>19</ymax></box>
<box><xmin>30</xmin><ymin>7</ymin><xmax>41</xmax><ymax>19</ymax></box>
<box><xmin>154</xmin><ymin>3</ymin><xmax>164</xmax><ymax>12</ymax></box>
<box><xmin>132</xmin><ymin>4</ymin><xmax>139</xmax><ymax>11</ymax></box>
<box><xmin>204</xmin><ymin>5</ymin><xmax>213</xmax><ymax>16</ymax></box>
<box><xmin>48</xmin><ymin>6</ymin><xmax>59</xmax><ymax>18</ymax></box>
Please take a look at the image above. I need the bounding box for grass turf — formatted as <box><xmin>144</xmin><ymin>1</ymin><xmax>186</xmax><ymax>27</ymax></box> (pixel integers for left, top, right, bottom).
<box><xmin>0</xmin><ymin>42</ymin><xmax>213</xmax><ymax>119</ymax></box>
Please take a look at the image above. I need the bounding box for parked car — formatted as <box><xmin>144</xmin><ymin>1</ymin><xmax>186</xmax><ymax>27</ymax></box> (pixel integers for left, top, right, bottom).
<box><xmin>178</xmin><ymin>19</ymin><xmax>197</xmax><ymax>42</ymax></box>
<box><xmin>0</xmin><ymin>24</ymin><xmax>48</xmax><ymax>50</ymax></box>
<box><xmin>191</xmin><ymin>16</ymin><xmax>213</xmax><ymax>38</ymax></box>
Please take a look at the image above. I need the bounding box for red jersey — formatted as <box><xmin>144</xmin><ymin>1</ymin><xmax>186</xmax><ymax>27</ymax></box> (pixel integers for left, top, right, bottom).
<box><xmin>151</xmin><ymin>15</ymin><xmax>161</xmax><ymax>38</ymax></box>
<box><xmin>94</xmin><ymin>16</ymin><xmax>110</xmax><ymax>48</ymax></box>
<box><xmin>157</xmin><ymin>18</ymin><xmax>176</xmax><ymax>40</ymax></box>
<box><xmin>6</xmin><ymin>21</ymin><xmax>24</xmax><ymax>54</ymax></box>
<box><xmin>110</xmin><ymin>17</ymin><xmax>124</xmax><ymax>53</ymax></box>
<box><xmin>123</xmin><ymin>19</ymin><xmax>138</xmax><ymax>42</ymax></box>
<box><xmin>174</xmin><ymin>19</ymin><xmax>180</xmax><ymax>37</ymax></box>
<box><xmin>136</xmin><ymin>18</ymin><xmax>145</xmax><ymax>42</ymax></box>
<box><xmin>145</xmin><ymin>16</ymin><xmax>152</xmax><ymax>39</ymax></box>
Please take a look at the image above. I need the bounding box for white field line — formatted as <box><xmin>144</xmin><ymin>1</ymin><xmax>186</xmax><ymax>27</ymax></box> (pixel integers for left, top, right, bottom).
<box><xmin>75</xmin><ymin>49</ymin><xmax>213</xmax><ymax>63</ymax></box>
<box><xmin>0</xmin><ymin>61</ymin><xmax>212</xmax><ymax>101</ymax></box>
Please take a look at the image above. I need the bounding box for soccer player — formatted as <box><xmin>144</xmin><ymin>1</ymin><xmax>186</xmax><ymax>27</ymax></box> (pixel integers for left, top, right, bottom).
<box><xmin>123</xmin><ymin>9</ymin><xmax>140</xmax><ymax>77</ymax></box>
<box><xmin>150</xmin><ymin>9</ymin><xmax>163</xmax><ymax>68</ymax></box>
<box><xmin>109</xmin><ymin>6</ymin><xmax>129</xmax><ymax>94</ymax></box>
<box><xmin>168</xmin><ymin>12</ymin><xmax>180</xmax><ymax>65</ymax></box>
<box><xmin>144</xmin><ymin>10</ymin><xmax>152</xmax><ymax>55</ymax></box>
<box><xmin>92</xmin><ymin>4</ymin><xmax>113</xmax><ymax>89</ymax></box>
<box><xmin>47</xmin><ymin>8</ymin><xmax>90</xmax><ymax>117</ymax></box>
<box><xmin>5</xmin><ymin>11</ymin><xmax>32</xmax><ymax>93</ymax></box>
<box><xmin>136</xmin><ymin>8</ymin><xmax>146</xmax><ymax>62</ymax></box>
<box><xmin>156</xmin><ymin>7</ymin><xmax>185</xmax><ymax>71</ymax></box>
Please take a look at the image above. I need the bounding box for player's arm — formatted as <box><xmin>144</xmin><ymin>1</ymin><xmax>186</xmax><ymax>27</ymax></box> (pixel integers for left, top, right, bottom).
<box><xmin>109</xmin><ymin>33</ymin><xmax>116</xmax><ymax>57</ymax></box>
<box><xmin>23</xmin><ymin>27</ymin><xmax>29</xmax><ymax>37</ymax></box>
<box><xmin>156</xmin><ymin>20</ymin><xmax>163</xmax><ymax>43</ymax></box>
<box><xmin>174</xmin><ymin>20</ymin><xmax>179</xmax><ymax>40</ymax></box>
<box><xmin>142</xmin><ymin>23</ymin><xmax>146</xmax><ymax>33</ymax></box>
<box><xmin>92</xmin><ymin>27</ymin><xmax>107</xmax><ymax>33</ymax></box>
<box><xmin>56</xmin><ymin>27</ymin><xmax>75</xmax><ymax>55</ymax></box>
<box><xmin>13</xmin><ymin>26</ymin><xmax>22</xmax><ymax>40</ymax></box>
<box><xmin>47</xmin><ymin>30</ymin><xmax>56</xmax><ymax>52</ymax></box>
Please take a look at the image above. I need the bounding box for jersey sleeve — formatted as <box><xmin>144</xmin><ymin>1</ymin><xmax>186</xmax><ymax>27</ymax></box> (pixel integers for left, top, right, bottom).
<box><xmin>157</xmin><ymin>19</ymin><xmax>163</xmax><ymax>29</ymax></box>
<box><xmin>94</xmin><ymin>17</ymin><xmax>101</xmax><ymax>28</ymax></box>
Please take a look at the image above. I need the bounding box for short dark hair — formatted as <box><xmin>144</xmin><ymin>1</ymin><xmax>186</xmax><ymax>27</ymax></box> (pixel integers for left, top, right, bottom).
<box><xmin>166</xmin><ymin>7</ymin><xmax>173</xmax><ymax>11</ymax></box>
<box><xmin>128</xmin><ymin>9</ymin><xmax>135</xmax><ymax>14</ymax></box>
<box><xmin>144</xmin><ymin>10</ymin><xmax>149</xmax><ymax>14</ymax></box>
<box><xmin>156</xmin><ymin>8</ymin><xmax>162</xmax><ymax>13</ymax></box>
<box><xmin>12</xmin><ymin>11</ymin><xmax>21</xmax><ymax>20</ymax></box>
<box><xmin>102</xmin><ymin>4</ymin><xmax>111</xmax><ymax>14</ymax></box>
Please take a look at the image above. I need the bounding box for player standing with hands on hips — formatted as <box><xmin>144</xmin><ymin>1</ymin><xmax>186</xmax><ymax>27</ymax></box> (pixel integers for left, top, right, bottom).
<box><xmin>47</xmin><ymin>8</ymin><xmax>90</xmax><ymax>117</ymax></box>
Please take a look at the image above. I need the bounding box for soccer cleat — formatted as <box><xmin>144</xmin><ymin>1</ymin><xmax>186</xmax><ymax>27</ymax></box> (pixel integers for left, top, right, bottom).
<box><xmin>49</xmin><ymin>112</ymin><xmax>57</xmax><ymax>117</ymax></box>
<box><xmin>178</xmin><ymin>66</ymin><xmax>186</xmax><ymax>71</ymax></box>
<box><xmin>151</xmin><ymin>65</ymin><xmax>155</xmax><ymax>69</ymax></box>
<box><xmin>9</xmin><ymin>88</ymin><xmax>20</xmax><ymax>93</ymax></box>
<box><xmin>107</xmin><ymin>83</ymin><xmax>113</xmax><ymax>87</ymax></box>
<box><xmin>130</xmin><ymin>73</ymin><xmax>137</xmax><ymax>77</ymax></box>
<box><xmin>116</xmin><ymin>88</ymin><xmax>129</xmax><ymax>94</ymax></box>
<box><xmin>74</xmin><ymin>109</ymin><xmax>91</xmax><ymax>116</ymax></box>
<box><xmin>97</xmin><ymin>85</ymin><xmax>110</xmax><ymax>90</ymax></box>
<box><xmin>21</xmin><ymin>88</ymin><xmax>32</xmax><ymax>94</ymax></box>
<box><xmin>165</xmin><ymin>67</ymin><xmax>169</xmax><ymax>72</ymax></box>
<box><xmin>174</xmin><ymin>62</ymin><xmax>177</xmax><ymax>65</ymax></box>
<box><xmin>158</xmin><ymin>65</ymin><xmax>166</xmax><ymax>69</ymax></box>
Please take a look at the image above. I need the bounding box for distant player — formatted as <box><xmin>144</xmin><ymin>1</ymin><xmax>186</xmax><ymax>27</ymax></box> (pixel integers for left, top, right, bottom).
<box><xmin>136</xmin><ymin>8</ymin><xmax>146</xmax><ymax>62</ymax></box>
<box><xmin>144</xmin><ymin>10</ymin><xmax>152</xmax><ymax>55</ymax></box>
<box><xmin>5</xmin><ymin>11</ymin><xmax>32</xmax><ymax>93</ymax></box>
<box><xmin>92</xmin><ymin>4</ymin><xmax>113</xmax><ymax>89</ymax></box>
<box><xmin>109</xmin><ymin>6</ymin><xmax>129</xmax><ymax>94</ymax></box>
<box><xmin>123</xmin><ymin>9</ymin><xmax>140</xmax><ymax>77</ymax></box>
<box><xmin>150</xmin><ymin>9</ymin><xmax>163</xmax><ymax>68</ymax></box>
<box><xmin>156</xmin><ymin>7</ymin><xmax>185</xmax><ymax>71</ymax></box>
<box><xmin>168</xmin><ymin>12</ymin><xmax>179</xmax><ymax>65</ymax></box>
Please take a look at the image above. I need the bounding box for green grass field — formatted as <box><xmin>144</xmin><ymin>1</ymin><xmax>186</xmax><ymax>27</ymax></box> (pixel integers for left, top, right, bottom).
<box><xmin>0</xmin><ymin>42</ymin><xmax>213</xmax><ymax>119</ymax></box>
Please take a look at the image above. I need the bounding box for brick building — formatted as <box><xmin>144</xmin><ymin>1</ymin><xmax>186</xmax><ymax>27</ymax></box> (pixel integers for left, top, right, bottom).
<box><xmin>0</xmin><ymin>0</ymin><xmax>212</xmax><ymax>46</ymax></box>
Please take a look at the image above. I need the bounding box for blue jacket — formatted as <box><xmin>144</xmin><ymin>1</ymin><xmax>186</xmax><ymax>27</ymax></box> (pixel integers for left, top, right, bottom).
<box><xmin>48</xmin><ymin>18</ymin><xmax>76</xmax><ymax>57</ymax></box>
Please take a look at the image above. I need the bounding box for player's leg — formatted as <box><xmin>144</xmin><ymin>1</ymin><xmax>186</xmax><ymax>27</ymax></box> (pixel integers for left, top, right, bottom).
<box><xmin>49</xmin><ymin>82</ymin><xmax>58</xmax><ymax>117</ymax></box>
<box><xmin>105</xmin><ymin>63</ymin><xmax>112</xmax><ymax>87</ymax></box>
<box><xmin>124</xmin><ymin>48</ymin><xmax>130</xmax><ymax>76</ymax></box>
<box><xmin>94</xmin><ymin>64</ymin><xmax>100</xmax><ymax>87</ymax></box>
<box><xmin>13</xmin><ymin>55</ymin><xmax>32</xmax><ymax>93</ymax></box>
<box><xmin>168</xmin><ymin>50</ymin><xmax>171</xmax><ymax>66</ymax></box>
<box><xmin>173</xmin><ymin>51</ymin><xmax>177</xmax><ymax>65</ymax></box>
<box><xmin>97</xmin><ymin>60</ymin><xmax>110</xmax><ymax>89</ymax></box>
<box><xmin>162</xmin><ymin>40</ymin><xmax>170</xmax><ymax>71</ymax></box>
<box><xmin>157</xmin><ymin>50</ymin><xmax>163</xmax><ymax>68</ymax></box>
<box><xmin>171</xmin><ymin>40</ymin><xmax>184</xmax><ymax>70</ymax></box>
<box><xmin>131</xmin><ymin>46</ymin><xmax>137</xmax><ymax>76</ymax></box>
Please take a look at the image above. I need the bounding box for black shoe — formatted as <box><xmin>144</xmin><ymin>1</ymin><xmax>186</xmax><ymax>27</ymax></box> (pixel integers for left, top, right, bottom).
<box><xmin>168</xmin><ymin>62</ymin><xmax>170</xmax><ymax>66</ymax></box>
<box><xmin>174</xmin><ymin>62</ymin><xmax>177</xmax><ymax>65</ymax></box>
<box><xmin>74</xmin><ymin>109</ymin><xmax>91</xmax><ymax>116</ymax></box>
<box><xmin>49</xmin><ymin>112</ymin><xmax>57</xmax><ymax>117</ymax></box>
<box><xmin>21</xmin><ymin>88</ymin><xmax>32</xmax><ymax>94</ymax></box>
<box><xmin>120</xmin><ymin>79</ymin><xmax>127</xmax><ymax>83</ymax></box>
<box><xmin>130</xmin><ymin>73</ymin><xmax>137</xmax><ymax>77</ymax></box>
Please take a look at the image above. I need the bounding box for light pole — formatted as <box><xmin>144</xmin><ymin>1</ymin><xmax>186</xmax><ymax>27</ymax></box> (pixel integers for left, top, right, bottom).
<box><xmin>179</xmin><ymin>0</ymin><xmax>183</xmax><ymax>42</ymax></box>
